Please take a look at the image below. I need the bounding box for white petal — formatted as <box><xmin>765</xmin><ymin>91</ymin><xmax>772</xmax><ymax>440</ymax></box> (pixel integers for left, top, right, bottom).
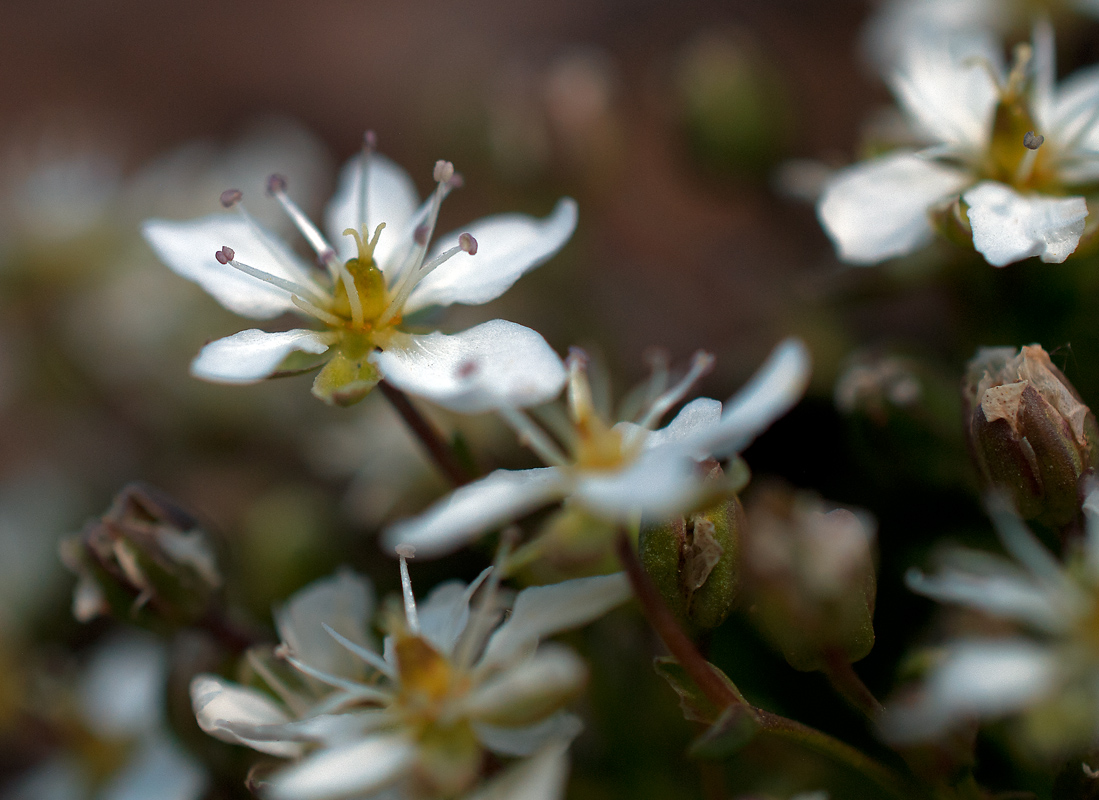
<box><xmin>266</xmin><ymin>734</ymin><xmax>416</xmax><ymax>800</ymax></box>
<box><xmin>375</xmin><ymin>321</ymin><xmax>566</xmax><ymax>413</ymax></box>
<box><xmin>191</xmin><ymin>328</ymin><xmax>332</xmax><ymax>384</ymax></box>
<box><xmin>881</xmin><ymin>640</ymin><xmax>1057</xmax><ymax>743</ymax></box>
<box><xmin>646</xmin><ymin>398</ymin><xmax>723</xmax><ymax>451</ymax></box>
<box><xmin>217</xmin><ymin>711</ymin><xmax>390</xmax><ymax>748</ymax></box>
<box><xmin>964</xmin><ymin>182</ymin><xmax>1088</xmax><ymax>266</ymax></box>
<box><xmin>323</xmin><ymin>153</ymin><xmax>421</xmax><ymax>273</ymax></box>
<box><xmin>190</xmin><ymin>674</ymin><xmax>301</xmax><ymax>758</ymax></box>
<box><xmin>463</xmin><ymin>740</ymin><xmax>571</xmax><ymax>800</ymax></box>
<box><xmin>465</xmin><ymin>644</ymin><xmax>587</xmax><ymax>726</ymax></box>
<box><xmin>1031</xmin><ymin>19</ymin><xmax>1056</xmax><ymax>132</ymax></box>
<box><xmin>1050</xmin><ymin>62</ymin><xmax>1099</xmax><ymax>150</ymax></box>
<box><xmin>80</xmin><ymin>633</ymin><xmax>166</xmax><ymax>738</ymax></box>
<box><xmin>384</xmin><ymin>468</ymin><xmax>567</xmax><ymax>558</ymax></box>
<box><xmin>817</xmin><ymin>152</ymin><xmax>969</xmax><ymax>264</ymax></box>
<box><xmin>404</xmin><ymin>199</ymin><xmax>578</xmax><ymax>314</ymax></box>
<box><xmin>474</xmin><ymin>714</ymin><xmax>582</xmax><ymax>759</ymax></box>
<box><xmin>689</xmin><ymin>338</ymin><xmax>811</xmax><ymax>460</ymax></box>
<box><xmin>143</xmin><ymin>216</ymin><xmax>315</xmax><ymax>319</ymax></box>
<box><xmin>276</xmin><ymin>569</ymin><xmax>375</xmax><ymax>681</ymax></box>
<box><xmin>573</xmin><ymin>450</ymin><xmax>705</xmax><ymax>520</ymax></box>
<box><xmin>418</xmin><ymin>568</ymin><xmax>493</xmax><ymax>657</ymax></box>
<box><xmin>890</xmin><ymin>32</ymin><xmax>1001</xmax><ymax>148</ymax></box>
<box><xmin>1083</xmin><ymin>487</ymin><xmax>1099</xmax><ymax>583</ymax></box>
<box><xmin>481</xmin><ymin>573</ymin><xmax>631</xmax><ymax>668</ymax></box>
<box><xmin>906</xmin><ymin>567</ymin><xmax>1066</xmax><ymax>632</ymax></box>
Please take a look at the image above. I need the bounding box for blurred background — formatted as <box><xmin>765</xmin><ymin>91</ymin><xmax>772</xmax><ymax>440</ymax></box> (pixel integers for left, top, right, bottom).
<box><xmin>5</xmin><ymin>1</ymin><xmax>1099</xmax><ymax>798</ymax></box>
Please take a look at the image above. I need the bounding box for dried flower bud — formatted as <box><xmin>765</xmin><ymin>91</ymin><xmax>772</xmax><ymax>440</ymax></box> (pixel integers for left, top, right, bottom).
<box><xmin>60</xmin><ymin>483</ymin><xmax>222</xmax><ymax>627</ymax></box>
<box><xmin>639</xmin><ymin>464</ymin><xmax>742</xmax><ymax>634</ymax></box>
<box><xmin>742</xmin><ymin>484</ymin><xmax>876</xmax><ymax>672</ymax></box>
<box><xmin>965</xmin><ymin>345</ymin><xmax>1098</xmax><ymax>527</ymax></box>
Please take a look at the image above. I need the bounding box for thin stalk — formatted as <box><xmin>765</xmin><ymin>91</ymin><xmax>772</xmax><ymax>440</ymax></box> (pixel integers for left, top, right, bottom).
<box><xmin>822</xmin><ymin>649</ymin><xmax>885</xmax><ymax>721</ymax></box>
<box><xmin>379</xmin><ymin>380</ymin><xmax>472</xmax><ymax>487</ymax></box>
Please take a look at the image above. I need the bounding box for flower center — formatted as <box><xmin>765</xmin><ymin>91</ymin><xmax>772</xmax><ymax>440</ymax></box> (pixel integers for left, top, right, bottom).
<box><xmin>982</xmin><ymin>43</ymin><xmax>1055</xmax><ymax>190</ymax></box>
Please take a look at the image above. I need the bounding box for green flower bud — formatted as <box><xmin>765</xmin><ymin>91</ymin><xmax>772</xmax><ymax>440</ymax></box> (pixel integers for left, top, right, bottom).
<box><xmin>61</xmin><ymin>483</ymin><xmax>222</xmax><ymax>628</ymax></box>
<box><xmin>965</xmin><ymin>345</ymin><xmax>1098</xmax><ymax>527</ymax></box>
<box><xmin>743</xmin><ymin>485</ymin><xmax>876</xmax><ymax>672</ymax></box>
<box><xmin>638</xmin><ymin>465</ymin><xmax>742</xmax><ymax>634</ymax></box>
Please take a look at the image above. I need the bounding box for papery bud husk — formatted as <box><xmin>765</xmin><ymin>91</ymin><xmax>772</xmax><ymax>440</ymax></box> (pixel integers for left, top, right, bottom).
<box><xmin>639</xmin><ymin>464</ymin><xmax>742</xmax><ymax>634</ymax></box>
<box><xmin>965</xmin><ymin>345</ymin><xmax>1098</xmax><ymax>528</ymax></box>
<box><xmin>61</xmin><ymin>482</ymin><xmax>222</xmax><ymax>628</ymax></box>
<box><xmin>743</xmin><ymin>485</ymin><xmax>876</xmax><ymax>672</ymax></box>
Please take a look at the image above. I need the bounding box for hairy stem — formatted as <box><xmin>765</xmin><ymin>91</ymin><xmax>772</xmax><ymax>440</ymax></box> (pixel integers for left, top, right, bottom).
<box><xmin>379</xmin><ymin>380</ymin><xmax>473</xmax><ymax>487</ymax></box>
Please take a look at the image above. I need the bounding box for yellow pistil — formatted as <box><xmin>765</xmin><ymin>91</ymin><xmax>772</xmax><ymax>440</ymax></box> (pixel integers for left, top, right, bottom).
<box><xmin>331</xmin><ymin>224</ymin><xmax>388</xmax><ymax>328</ymax></box>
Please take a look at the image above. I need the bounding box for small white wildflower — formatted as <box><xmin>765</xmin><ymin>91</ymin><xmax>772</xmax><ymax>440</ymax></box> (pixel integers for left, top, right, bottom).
<box><xmin>819</xmin><ymin>22</ymin><xmax>1099</xmax><ymax>267</ymax></box>
<box><xmin>385</xmin><ymin>339</ymin><xmax>810</xmax><ymax>559</ymax></box>
<box><xmin>190</xmin><ymin>556</ymin><xmax>629</xmax><ymax>800</ymax></box>
<box><xmin>143</xmin><ymin>136</ymin><xmax>576</xmax><ymax>410</ymax></box>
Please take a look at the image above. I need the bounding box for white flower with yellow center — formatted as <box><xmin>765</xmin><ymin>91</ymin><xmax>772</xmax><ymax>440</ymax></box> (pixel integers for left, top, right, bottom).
<box><xmin>384</xmin><ymin>338</ymin><xmax>810</xmax><ymax>560</ymax></box>
<box><xmin>819</xmin><ymin>23</ymin><xmax>1099</xmax><ymax>267</ymax></box>
<box><xmin>882</xmin><ymin>489</ymin><xmax>1099</xmax><ymax>755</ymax></box>
<box><xmin>143</xmin><ymin>136</ymin><xmax>576</xmax><ymax>410</ymax></box>
<box><xmin>190</xmin><ymin>553</ymin><xmax>630</xmax><ymax>800</ymax></box>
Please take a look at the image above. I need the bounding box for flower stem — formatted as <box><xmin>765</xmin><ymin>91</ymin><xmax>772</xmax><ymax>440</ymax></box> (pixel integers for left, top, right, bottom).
<box><xmin>379</xmin><ymin>380</ymin><xmax>473</xmax><ymax>487</ymax></box>
<box><xmin>822</xmin><ymin>648</ymin><xmax>885</xmax><ymax>721</ymax></box>
<box><xmin>614</xmin><ymin>529</ymin><xmax>915</xmax><ymax>800</ymax></box>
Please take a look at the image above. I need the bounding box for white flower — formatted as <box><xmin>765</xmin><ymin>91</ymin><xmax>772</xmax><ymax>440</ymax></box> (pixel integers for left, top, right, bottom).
<box><xmin>882</xmin><ymin>490</ymin><xmax>1099</xmax><ymax>754</ymax></box>
<box><xmin>143</xmin><ymin>138</ymin><xmax>576</xmax><ymax>410</ymax></box>
<box><xmin>819</xmin><ymin>23</ymin><xmax>1099</xmax><ymax>267</ymax></box>
<box><xmin>384</xmin><ymin>338</ymin><xmax>810</xmax><ymax>560</ymax></box>
<box><xmin>190</xmin><ymin>557</ymin><xmax>630</xmax><ymax>800</ymax></box>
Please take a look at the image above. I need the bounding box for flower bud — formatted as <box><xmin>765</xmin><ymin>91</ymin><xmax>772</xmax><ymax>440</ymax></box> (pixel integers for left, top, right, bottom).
<box><xmin>743</xmin><ymin>485</ymin><xmax>876</xmax><ymax>672</ymax></box>
<box><xmin>639</xmin><ymin>464</ymin><xmax>742</xmax><ymax>634</ymax></box>
<box><xmin>964</xmin><ymin>345</ymin><xmax>1098</xmax><ymax>527</ymax></box>
<box><xmin>60</xmin><ymin>483</ymin><xmax>222</xmax><ymax>627</ymax></box>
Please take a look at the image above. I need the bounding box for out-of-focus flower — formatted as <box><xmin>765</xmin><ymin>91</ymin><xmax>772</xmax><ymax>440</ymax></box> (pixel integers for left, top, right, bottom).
<box><xmin>60</xmin><ymin>483</ymin><xmax>222</xmax><ymax>628</ymax></box>
<box><xmin>819</xmin><ymin>23</ymin><xmax>1099</xmax><ymax>267</ymax></box>
<box><xmin>742</xmin><ymin>485</ymin><xmax>877</xmax><ymax>672</ymax></box>
<box><xmin>143</xmin><ymin>141</ymin><xmax>575</xmax><ymax>410</ymax></box>
<box><xmin>1</xmin><ymin>632</ymin><xmax>207</xmax><ymax>800</ymax></box>
<box><xmin>384</xmin><ymin>339</ymin><xmax>810</xmax><ymax>565</ymax></box>
<box><xmin>884</xmin><ymin>489</ymin><xmax>1099</xmax><ymax>756</ymax></box>
<box><xmin>964</xmin><ymin>344</ymin><xmax>1097</xmax><ymax>528</ymax></box>
<box><xmin>190</xmin><ymin>557</ymin><xmax>629</xmax><ymax>799</ymax></box>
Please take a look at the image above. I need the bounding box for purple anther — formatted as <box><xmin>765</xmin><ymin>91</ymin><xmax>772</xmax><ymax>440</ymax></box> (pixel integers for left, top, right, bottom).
<box><xmin>214</xmin><ymin>245</ymin><xmax>235</xmax><ymax>265</ymax></box>
<box><xmin>364</xmin><ymin>130</ymin><xmax>378</xmax><ymax>149</ymax></box>
<box><xmin>566</xmin><ymin>346</ymin><xmax>590</xmax><ymax>369</ymax></box>
<box><xmin>447</xmin><ymin>173</ymin><xmax>465</xmax><ymax>190</ymax></box>
<box><xmin>1023</xmin><ymin>131</ymin><xmax>1045</xmax><ymax>150</ymax></box>
<box><xmin>459</xmin><ymin>232</ymin><xmax>478</xmax><ymax>255</ymax></box>
<box><xmin>318</xmin><ymin>249</ymin><xmax>335</xmax><ymax>266</ymax></box>
<box><xmin>433</xmin><ymin>160</ymin><xmax>454</xmax><ymax>184</ymax></box>
<box><xmin>219</xmin><ymin>188</ymin><xmax>243</xmax><ymax>208</ymax></box>
<box><xmin>266</xmin><ymin>173</ymin><xmax>288</xmax><ymax>195</ymax></box>
<box><xmin>456</xmin><ymin>360</ymin><xmax>480</xmax><ymax>379</ymax></box>
<box><xmin>413</xmin><ymin>223</ymin><xmax>430</xmax><ymax>246</ymax></box>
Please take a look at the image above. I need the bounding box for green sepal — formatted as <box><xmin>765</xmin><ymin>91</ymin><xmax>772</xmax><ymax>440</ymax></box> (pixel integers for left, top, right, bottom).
<box><xmin>311</xmin><ymin>350</ymin><xmax>381</xmax><ymax>407</ymax></box>
<box><xmin>688</xmin><ymin>703</ymin><xmax>761</xmax><ymax>760</ymax></box>
<box><xmin>653</xmin><ymin>655</ymin><xmax>748</xmax><ymax>725</ymax></box>
<box><xmin>270</xmin><ymin>348</ymin><xmax>329</xmax><ymax>378</ymax></box>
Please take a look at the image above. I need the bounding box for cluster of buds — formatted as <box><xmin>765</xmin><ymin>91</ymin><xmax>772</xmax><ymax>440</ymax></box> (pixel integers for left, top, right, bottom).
<box><xmin>741</xmin><ymin>485</ymin><xmax>877</xmax><ymax>672</ymax></box>
<box><xmin>60</xmin><ymin>483</ymin><xmax>223</xmax><ymax>628</ymax></box>
<box><xmin>964</xmin><ymin>344</ymin><xmax>1098</xmax><ymax>528</ymax></box>
<box><xmin>638</xmin><ymin>462</ymin><xmax>743</xmax><ymax>634</ymax></box>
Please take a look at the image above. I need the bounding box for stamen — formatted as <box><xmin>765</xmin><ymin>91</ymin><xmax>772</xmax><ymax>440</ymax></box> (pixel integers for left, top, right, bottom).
<box><xmin>220</xmin><ymin>189</ymin><xmax>243</xmax><ymax>208</ymax></box>
<box><xmin>639</xmin><ymin>348</ymin><xmax>671</xmax><ymax>413</ymax></box>
<box><xmin>1016</xmin><ymin>131</ymin><xmax>1044</xmax><ymax>185</ymax></box>
<box><xmin>246</xmin><ymin>650</ymin><xmax>309</xmax><ymax>717</ymax></box>
<box><xmin>566</xmin><ymin>348</ymin><xmax>596</xmax><ymax>425</ymax></box>
<box><xmin>337</xmin><ymin>260</ymin><xmax>365</xmax><ymax>327</ymax></box>
<box><xmin>322</xmin><ymin>623</ymin><xmax>397</xmax><ymax>679</ymax></box>
<box><xmin>433</xmin><ymin>160</ymin><xmax>455</xmax><ymax>184</ymax></box>
<box><xmin>457</xmin><ymin>531</ymin><xmax>517</xmax><ymax>670</ymax></box>
<box><xmin>290</xmin><ymin>295</ymin><xmax>344</xmax><ymax>327</ymax></box>
<box><xmin>217</xmin><ymin>249</ymin><xmax>332</xmax><ymax>307</ymax></box>
<box><xmin>359</xmin><ymin>130</ymin><xmax>377</xmax><ymax>234</ymax></box>
<box><xmin>228</xmin><ymin>199</ymin><xmax>327</xmax><ymax>289</ymax></box>
<box><xmin>1005</xmin><ymin>43</ymin><xmax>1033</xmax><ymax>97</ymax></box>
<box><xmin>267</xmin><ymin>173</ymin><xmax>341</xmax><ymax>270</ymax></box>
<box><xmin>458</xmin><ymin>232</ymin><xmax>478</xmax><ymax>255</ymax></box>
<box><xmin>395</xmin><ymin>545</ymin><xmax>420</xmax><ymax>633</ymax></box>
<box><xmin>1024</xmin><ymin>131</ymin><xmax>1045</xmax><ymax>150</ymax></box>
<box><xmin>636</xmin><ymin>350</ymin><xmax>715</xmax><ymax>431</ymax></box>
<box><xmin>499</xmin><ymin>406</ymin><xmax>571</xmax><ymax>467</ymax></box>
<box><xmin>277</xmin><ymin>647</ymin><xmax>392</xmax><ymax>699</ymax></box>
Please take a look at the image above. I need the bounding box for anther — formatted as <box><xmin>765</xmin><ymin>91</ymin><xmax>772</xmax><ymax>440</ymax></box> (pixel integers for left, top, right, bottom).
<box><xmin>364</xmin><ymin>130</ymin><xmax>377</xmax><ymax>150</ymax></box>
<box><xmin>266</xmin><ymin>173</ymin><xmax>288</xmax><ymax>196</ymax></box>
<box><xmin>566</xmin><ymin>347</ymin><xmax>590</xmax><ymax>371</ymax></box>
<box><xmin>414</xmin><ymin>223</ymin><xmax>430</xmax><ymax>246</ymax></box>
<box><xmin>447</xmin><ymin>173</ymin><xmax>465</xmax><ymax>190</ymax></box>
<box><xmin>1024</xmin><ymin>131</ymin><xmax>1045</xmax><ymax>150</ymax></box>
<box><xmin>457</xmin><ymin>360</ymin><xmax>479</xmax><ymax>379</ymax></box>
<box><xmin>459</xmin><ymin>233</ymin><xmax>478</xmax><ymax>255</ymax></box>
<box><xmin>214</xmin><ymin>246</ymin><xmax>235</xmax><ymax>265</ymax></box>
<box><xmin>318</xmin><ymin>248</ymin><xmax>336</xmax><ymax>266</ymax></box>
<box><xmin>220</xmin><ymin>189</ymin><xmax>242</xmax><ymax>208</ymax></box>
<box><xmin>396</xmin><ymin>544</ymin><xmax>415</xmax><ymax>558</ymax></box>
<box><xmin>433</xmin><ymin>160</ymin><xmax>455</xmax><ymax>184</ymax></box>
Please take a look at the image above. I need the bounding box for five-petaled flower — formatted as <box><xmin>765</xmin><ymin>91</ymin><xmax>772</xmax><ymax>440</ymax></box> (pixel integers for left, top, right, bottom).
<box><xmin>190</xmin><ymin>553</ymin><xmax>630</xmax><ymax>800</ymax></box>
<box><xmin>143</xmin><ymin>138</ymin><xmax>576</xmax><ymax>410</ymax></box>
<box><xmin>384</xmin><ymin>338</ymin><xmax>810</xmax><ymax>563</ymax></box>
<box><xmin>883</xmin><ymin>490</ymin><xmax>1099</xmax><ymax>755</ymax></box>
<box><xmin>820</xmin><ymin>22</ymin><xmax>1099</xmax><ymax>267</ymax></box>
